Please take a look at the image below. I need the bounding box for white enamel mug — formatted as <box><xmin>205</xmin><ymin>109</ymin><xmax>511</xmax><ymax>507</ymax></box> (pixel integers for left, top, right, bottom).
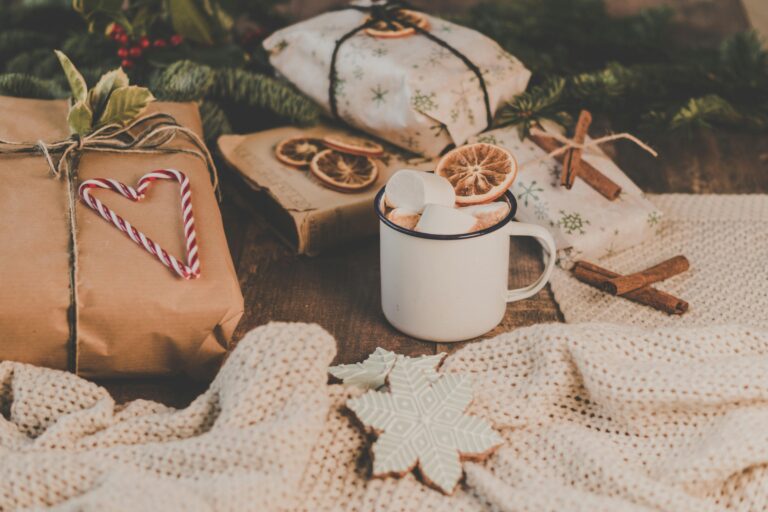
<box><xmin>376</xmin><ymin>188</ymin><xmax>556</xmax><ymax>342</ymax></box>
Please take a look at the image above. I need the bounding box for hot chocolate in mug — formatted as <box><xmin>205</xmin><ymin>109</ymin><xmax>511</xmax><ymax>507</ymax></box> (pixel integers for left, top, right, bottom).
<box><xmin>375</xmin><ymin>188</ymin><xmax>556</xmax><ymax>342</ymax></box>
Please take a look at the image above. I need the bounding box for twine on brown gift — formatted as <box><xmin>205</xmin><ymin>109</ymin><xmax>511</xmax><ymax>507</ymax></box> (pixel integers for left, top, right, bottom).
<box><xmin>0</xmin><ymin>112</ymin><xmax>218</xmax><ymax>373</ymax></box>
<box><xmin>0</xmin><ymin>112</ymin><xmax>218</xmax><ymax>191</ymax></box>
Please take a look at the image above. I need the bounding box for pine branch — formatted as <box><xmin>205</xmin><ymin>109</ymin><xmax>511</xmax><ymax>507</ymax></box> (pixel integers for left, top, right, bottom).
<box><xmin>494</xmin><ymin>77</ymin><xmax>572</xmax><ymax>136</ymax></box>
<box><xmin>210</xmin><ymin>68</ymin><xmax>321</xmax><ymax>125</ymax></box>
<box><xmin>152</xmin><ymin>60</ymin><xmax>217</xmax><ymax>101</ymax></box>
<box><xmin>199</xmin><ymin>100</ymin><xmax>233</xmax><ymax>144</ymax></box>
<box><xmin>0</xmin><ymin>73</ymin><xmax>66</xmax><ymax>99</ymax></box>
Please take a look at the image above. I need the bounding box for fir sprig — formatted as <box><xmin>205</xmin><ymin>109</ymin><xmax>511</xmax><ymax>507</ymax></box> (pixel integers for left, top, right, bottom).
<box><xmin>494</xmin><ymin>77</ymin><xmax>571</xmax><ymax>137</ymax></box>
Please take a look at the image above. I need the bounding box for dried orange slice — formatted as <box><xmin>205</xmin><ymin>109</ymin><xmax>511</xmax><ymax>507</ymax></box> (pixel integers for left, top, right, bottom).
<box><xmin>364</xmin><ymin>9</ymin><xmax>430</xmax><ymax>39</ymax></box>
<box><xmin>310</xmin><ymin>149</ymin><xmax>379</xmax><ymax>192</ymax></box>
<box><xmin>435</xmin><ymin>143</ymin><xmax>517</xmax><ymax>205</ymax></box>
<box><xmin>323</xmin><ymin>134</ymin><xmax>384</xmax><ymax>157</ymax></box>
<box><xmin>275</xmin><ymin>136</ymin><xmax>326</xmax><ymax>167</ymax></box>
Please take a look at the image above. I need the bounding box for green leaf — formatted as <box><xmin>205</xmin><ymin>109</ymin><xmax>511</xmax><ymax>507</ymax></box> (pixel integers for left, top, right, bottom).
<box><xmin>168</xmin><ymin>0</ymin><xmax>214</xmax><ymax>45</ymax></box>
<box><xmin>67</xmin><ymin>100</ymin><xmax>93</xmax><ymax>135</ymax></box>
<box><xmin>54</xmin><ymin>50</ymin><xmax>88</xmax><ymax>103</ymax></box>
<box><xmin>97</xmin><ymin>85</ymin><xmax>155</xmax><ymax>127</ymax></box>
<box><xmin>88</xmin><ymin>68</ymin><xmax>129</xmax><ymax>120</ymax></box>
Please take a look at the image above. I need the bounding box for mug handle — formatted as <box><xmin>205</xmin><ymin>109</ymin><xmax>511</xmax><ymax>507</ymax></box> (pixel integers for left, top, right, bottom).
<box><xmin>505</xmin><ymin>222</ymin><xmax>557</xmax><ymax>302</ymax></box>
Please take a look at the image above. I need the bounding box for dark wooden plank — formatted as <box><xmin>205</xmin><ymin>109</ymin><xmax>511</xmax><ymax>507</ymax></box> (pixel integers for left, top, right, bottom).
<box><xmin>232</xmin><ymin>211</ymin><xmax>436</xmax><ymax>366</ymax></box>
<box><xmin>616</xmin><ymin>131</ymin><xmax>768</xmax><ymax>194</ymax></box>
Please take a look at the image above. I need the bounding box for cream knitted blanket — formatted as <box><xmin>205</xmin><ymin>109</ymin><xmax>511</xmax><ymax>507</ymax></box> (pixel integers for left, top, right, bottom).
<box><xmin>2</xmin><ymin>322</ymin><xmax>768</xmax><ymax>511</ymax></box>
<box><xmin>550</xmin><ymin>194</ymin><xmax>768</xmax><ymax>328</ymax></box>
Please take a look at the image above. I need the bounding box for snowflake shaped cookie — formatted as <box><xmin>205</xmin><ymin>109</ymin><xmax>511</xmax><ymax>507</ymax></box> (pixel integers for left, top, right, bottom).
<box><xmin>347</xmin><ymin>357</ymin><xmax>503</xmax><ymax>494</ymax></box>
<box><xmin>329</xmin><ymin>348</ymin><xmax>445</xmax><ymax>390</ymax></box>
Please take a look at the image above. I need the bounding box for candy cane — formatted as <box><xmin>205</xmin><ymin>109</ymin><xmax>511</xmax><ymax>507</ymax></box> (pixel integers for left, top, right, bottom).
<box><xmin>78</xmin><ymin>169</ymin><xmax>201</xmax><ymax>280</ymax></box>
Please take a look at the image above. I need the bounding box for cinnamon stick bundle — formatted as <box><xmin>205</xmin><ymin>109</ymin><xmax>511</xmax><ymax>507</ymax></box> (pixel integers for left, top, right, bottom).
<box><xmin>530</xmin><ymin>130</ymin><xmax>622</xmax><ymax>201</ymax></box>
<box><xmin>572</xmin><ymin>261</ymin><xmax>688</xmax><ymax>315</ymax></box>
<box><xmin>561</xmin><ymin>110</ymin><xmax>592</xmax><ymax>189</ymax></box>
<box><xmin>603</xmin><ymin>255</ymin><xmax>690</xmax><ymax>296</ymax></box>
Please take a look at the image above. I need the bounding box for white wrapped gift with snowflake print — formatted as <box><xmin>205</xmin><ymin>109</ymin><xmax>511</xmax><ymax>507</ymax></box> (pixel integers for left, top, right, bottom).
<box><xmin>263</xmin><ymin>2</ymin><xmax>531</xmax><ymax>157</ymax></box>
<box><xmin>467</xmin><ymin>127</ymin><xmax>663</xmax><ymax>267</ymax></box>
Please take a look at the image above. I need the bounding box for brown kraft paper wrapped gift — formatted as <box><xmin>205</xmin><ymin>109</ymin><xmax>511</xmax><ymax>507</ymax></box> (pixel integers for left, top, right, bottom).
<box><xmin>0</xmin><ymin>97</ymin><xmax>244</xmax><ymax>378</ymax></box>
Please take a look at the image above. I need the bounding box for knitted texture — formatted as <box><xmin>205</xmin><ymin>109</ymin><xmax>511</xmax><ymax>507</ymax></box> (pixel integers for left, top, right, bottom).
<box><xmin>2</xmin><ymin>321</ymin><xmax>768</xmax><ymax>511</ymax></box>
<box><xmin>550</xmin><ymin>194</ymin><xmax>768</xmax><ymax>327</ymax></box>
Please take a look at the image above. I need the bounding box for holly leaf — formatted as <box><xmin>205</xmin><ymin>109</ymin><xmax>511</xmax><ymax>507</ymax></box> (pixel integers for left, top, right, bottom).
<box><xmin>67</xmin><ymin>100</ymin><xmax>93</xmax><ymax>136</ymax></box>
<box><xmin>54</xmin><ymin>50</ymin><xmax>87</xmax><ymax>103</ymax></box>
<box><xmin>168</xmin><ymin>0</ymin><xmax>214</xmax><ymax>45</ymax></box>
<box><xmin>97</xmin><ymin>85</ymin><xmax>155</xmax><ymax>127</ymax></box>
<box><xmin>88</xmin><ymin>68</ymin><xmax>129</xmax><ymax>121</ymax></box>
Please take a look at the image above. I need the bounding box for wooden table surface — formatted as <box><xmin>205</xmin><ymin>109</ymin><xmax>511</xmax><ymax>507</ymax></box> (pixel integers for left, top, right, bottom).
<box><xmin>99</xmin><ymin>129</ymin><xmax>768</xmax><ymax>407</ymax></box>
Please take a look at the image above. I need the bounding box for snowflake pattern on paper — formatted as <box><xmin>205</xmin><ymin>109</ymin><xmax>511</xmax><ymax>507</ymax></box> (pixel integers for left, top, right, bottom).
<box><xmin>370</xmin><ymin>84</ymin><xmax>388</xmax><ymax>106</ymax></box>
<box><xmin>515</xmin><ymin>180</ymin><xmax>544</xmax><ymax>207</ymax></box>
<box><xmin>347</xmin><ymin>358</ymin><xmax>503</xmax><ymax>494</ymax></box>
<box><xmin>558</xmin><ymin>210</ymin><xmax>590</xmax><ymax>235</ymax></box>
<box><xmin>411</xmin><ymin>90</ymin><xmax>438</xmax><ymax>112</ymax></box>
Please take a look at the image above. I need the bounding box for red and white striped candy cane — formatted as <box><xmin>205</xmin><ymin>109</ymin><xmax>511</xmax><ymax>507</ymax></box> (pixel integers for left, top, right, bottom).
<box><xmin>78</xmin><ymin>169</ymin><xmax>201</xmax><ymax>280</ymax></box>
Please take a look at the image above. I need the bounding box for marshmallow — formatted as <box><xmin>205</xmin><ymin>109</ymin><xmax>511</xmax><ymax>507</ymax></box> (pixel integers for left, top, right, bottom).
<box><xmin>459</xmin><ymin>202</ymin><xmax>510</xmax><ymax>230</ymax></box>
<box><xmin>415</xmin><ymin>204</ymin><xmax>479</xmax><ymax>235</ymax></box>
<box><xmin>384</xmin><ymin>170</ymin><xmax>455</xmax><ymax>213</ymax></box>
<box><xmin>386</xmin><ymin>208</ymin><xmax>421</xmax><ymax>230</ymax></box>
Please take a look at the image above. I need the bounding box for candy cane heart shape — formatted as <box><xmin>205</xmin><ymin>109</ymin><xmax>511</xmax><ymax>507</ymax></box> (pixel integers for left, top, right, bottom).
<box><xmin>78</xmin><ymin>169</ymin><xmax>201</xmax><ymax>280</ymax></box>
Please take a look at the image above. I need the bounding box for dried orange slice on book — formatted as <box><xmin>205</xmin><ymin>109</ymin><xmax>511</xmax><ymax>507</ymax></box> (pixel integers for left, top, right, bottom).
<box><xmin>275</xmin><ymin>136</ymin><xmax>326</xmax><ymax>167</ymax></box>
<box><xmin>310</xmin><ymin>149</ymin><xmax>379</xmax><ymax>192</ymax></box>
<box><xmin>435</xmin><ymin>143</ymin><xmax>517</xmax><ymax>205</ymax></box>
<box><xmin>323</xmin><ymin>134</ymin><xmax>384</xmax><ymax>157</ymax></box>
<box><xmin>364</xmin><ymin>9</ymin><xmax>430</xmax><ymax>39</ymax></box>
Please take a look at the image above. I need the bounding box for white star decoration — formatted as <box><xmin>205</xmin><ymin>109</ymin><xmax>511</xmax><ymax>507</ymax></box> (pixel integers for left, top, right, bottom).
<box><xmin>329</xmin><ymin>348</ymin><xmax>445</xmax><ymax>390</ymax></box>
<box><xmin>346</xmin><ymin>357</ymin><xmax>503</xmax><ymax>494</ymax></box>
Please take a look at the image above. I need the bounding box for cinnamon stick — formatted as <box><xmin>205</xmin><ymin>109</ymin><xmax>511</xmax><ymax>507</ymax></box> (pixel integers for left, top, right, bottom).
<box><xmin>572</xmin><ymin>260</ymin><xmax>688</xmax><ymax>315</ymax></box>
<box><xmin>603</xmin><ymin>255</ymin><xmax>690</xmax><ymax>296</ymax></box>
<box><xmin>562</xmin><ymin>110</ymin><xmax>592</xmax><ymax>189</ymax></box>
<box><xmin>530</xmin><ymin>131</ymin><xmax>622</xmax><ymax>201</ymax></box>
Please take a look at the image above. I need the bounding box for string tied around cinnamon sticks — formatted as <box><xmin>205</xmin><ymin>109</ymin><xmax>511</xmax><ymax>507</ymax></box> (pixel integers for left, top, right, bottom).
<box><xmin>525</xmin><ymin>110</ymin><xmax>658</xmax><ymax>201</ymax></box>
<box><xmin>571</xmin><ymin>256</ymin><xmax>690</xmax><ymax>315</ymax></box>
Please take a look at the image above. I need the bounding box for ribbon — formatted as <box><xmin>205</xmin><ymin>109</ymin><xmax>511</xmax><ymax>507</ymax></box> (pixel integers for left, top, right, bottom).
<box><xmin>0</xmin><ymin>112</ymin><xmax>218</xmax><ymax>372</ymax></box>
<box><xmin>328</xmin><ymin>1</ymin><xmax>493</xmax><ymax>130</ymax></box>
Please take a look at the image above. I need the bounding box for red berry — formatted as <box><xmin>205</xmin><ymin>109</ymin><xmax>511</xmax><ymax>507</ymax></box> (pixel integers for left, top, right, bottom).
<box><xmin>117</xmin><ymin>33</ymin><xmax>129</xmax><ymax>46</ymax></box>
<box><xmin>170</xmin><ymin>34</ymin><xmax>183</xmax><ymax>46</ymax></box>
<box><xmin>129</xmin><ymin>46</ymin><xmax>142</xmax><ymax>58</ymax></box>
<box><xmin>117</xmin><ymin>47</ymin><xmax>129</xmax><ymax>58</ymax></box>
<box><xmin>121</xmin><ymin>59</ymin><xmax>133</xmax><ymax>69</ymax></box>
<box><xmin>153</xmin><ymin>38</ymin><xmax>167</xmax><ymax>48</ymax></box>
<box><xmin>139</xmin><ymin>36</ymin><xmax>151</xmax><ymax>49</ymax></box>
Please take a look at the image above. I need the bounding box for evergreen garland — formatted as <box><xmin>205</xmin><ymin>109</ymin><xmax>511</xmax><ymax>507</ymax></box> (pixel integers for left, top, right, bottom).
<box><xmin>0</xmin><ymin>0</ymin><xmax>765</xmax><ymax>140</ymax></box>
<box><xmin>457</xmin><ymin>0</ymin><xmax>768</xmax><ymax>136</ymax></box>
<box><xmin>0</xmin><ymin>2</ymin><xmax>318</xmax><ymax>143</ymax></box>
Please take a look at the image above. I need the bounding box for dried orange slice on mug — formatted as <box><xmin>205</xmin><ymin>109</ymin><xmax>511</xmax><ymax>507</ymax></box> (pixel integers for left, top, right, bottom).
<box><xmin>275</xmin><ymin>136</ymin><xmax>326</xmax><ymax>167</ymax></box>
<box><xmin>310</xmin><ymin>149</ymin><xmax>379</xmax><ymax>192</ymax></box>
<box><xmin>435</xmin><ymin>143</ymin><xmax>517</xmax><ymax>205</ymax></box>
<box><xmin>323</xmin><ymin>134</ymin><xmax>384</xmax><ymax>157</ymax></box>
<box><xmin>364</xmin><ymin>9</ymin><xmax>430</xmax><ymax>39</ymax></box>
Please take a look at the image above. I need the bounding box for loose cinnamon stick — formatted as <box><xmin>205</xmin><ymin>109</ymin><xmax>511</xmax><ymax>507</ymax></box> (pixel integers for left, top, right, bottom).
<box><xmin>603</xmin><ymin>255</ymin><xmax>690</xmax><ymax>296</ymax></box>
<box><xmin>572</xmin><ymin>260</ymin><xmax>688</xmax><ymax>315</ymax></box>
<box><xmin>562</xmin><ymin>110</ymin><xmax>592</xmax><ymax>189</ymax></box>
<box><xmin>530</xmin><ymin>131</ymin><xmax>622</xmax><ymax>201</ymax></box>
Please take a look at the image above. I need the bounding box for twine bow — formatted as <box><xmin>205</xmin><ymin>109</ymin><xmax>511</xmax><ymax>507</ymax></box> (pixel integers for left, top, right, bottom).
<box><xmin>328</xmin><ymin>1</ymin><xmax>492</xmax><ymax>129</ymax></box>
<box><xmin>0</xmin><ymin>112</ymin><xmax>218</xmax><ymax>191</ymax></box>
<box><xmin>522</xmin><ymin>126</ymin><xmax>658</xmax><ymax>170</ymax></box>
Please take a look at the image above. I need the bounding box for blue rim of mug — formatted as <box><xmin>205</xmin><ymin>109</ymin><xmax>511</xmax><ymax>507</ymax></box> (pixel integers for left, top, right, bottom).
<box><xmin>374</xmin><ymin>187</ymin><xmax>518</xmax><ymax>241</ymax></box>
